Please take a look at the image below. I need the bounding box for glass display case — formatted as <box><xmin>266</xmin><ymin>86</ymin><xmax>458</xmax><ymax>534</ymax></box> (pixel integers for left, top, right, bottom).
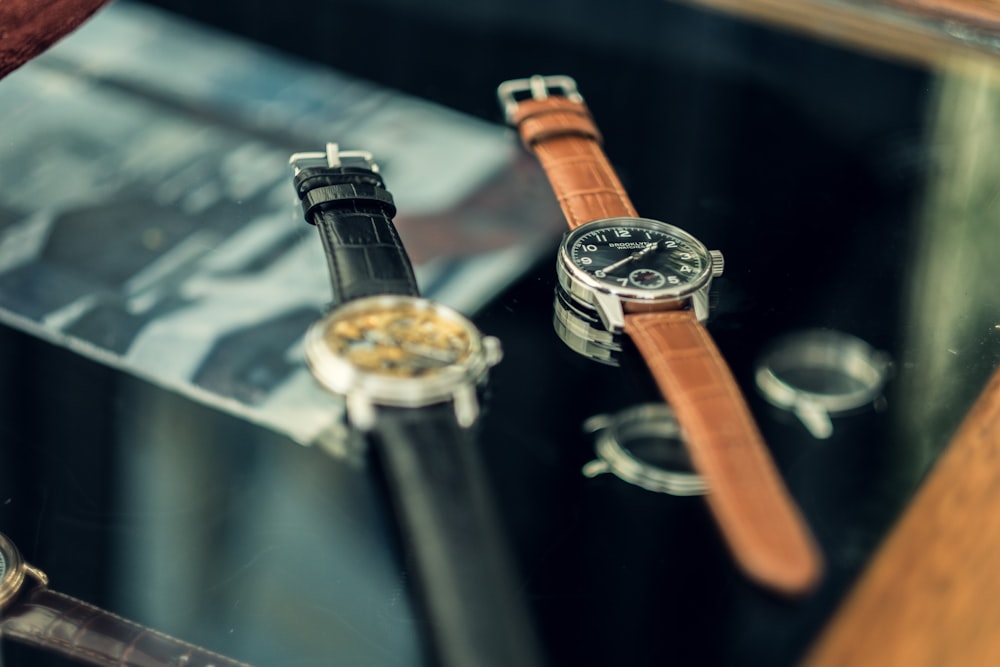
<box><xmin>1</xmin><ymin>0</ymin><xmax>999</xmax><ymax>665</ymax></box>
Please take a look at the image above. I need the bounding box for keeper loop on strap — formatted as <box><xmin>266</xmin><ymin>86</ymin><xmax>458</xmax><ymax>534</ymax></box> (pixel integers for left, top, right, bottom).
<box><xmin>301</xmin><ymin>183</ymin><xmax>396</xmax><ymax>221</ymax></box>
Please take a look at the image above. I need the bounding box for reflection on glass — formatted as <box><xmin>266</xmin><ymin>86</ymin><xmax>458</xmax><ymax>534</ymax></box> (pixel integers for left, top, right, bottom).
<box><xmin>582</xmin><ymin>403</ymin><xmax>708</xmax><ymax>496</ymax></box>
<box><xmin>755</xmin><ymin>329</ymin><xmax>892</xmax><ymax>439</ymax></box>
<box><xmin>898</xmin><ymin>59</ymin><xmax>1000</xmax><ymax>465</ymax></box>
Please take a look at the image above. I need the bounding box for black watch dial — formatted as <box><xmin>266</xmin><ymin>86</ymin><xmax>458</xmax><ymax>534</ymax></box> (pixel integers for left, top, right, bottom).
<box><xmin>0</xmin><ymin>548</ymin><xmax>6</xmax><ymax>583</ymax></box>
<box><xmin>566</xmin><ymin>218</ymin><xmax>711</xmax><ymax>295</ymax></box>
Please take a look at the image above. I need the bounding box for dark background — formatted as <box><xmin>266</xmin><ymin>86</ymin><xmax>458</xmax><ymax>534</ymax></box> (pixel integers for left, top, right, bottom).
<box><xmin>7</xmin><ymin>1</ymin><xmax>1000</xmax><ymax>666</ymax></box>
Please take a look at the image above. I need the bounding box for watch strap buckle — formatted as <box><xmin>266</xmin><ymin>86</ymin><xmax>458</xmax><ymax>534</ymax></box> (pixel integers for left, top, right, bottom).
<box><xmin>497</xmin><ymin>74</ymin><xmax>582</xmax><ymax>123</ymax></box>
<box><xmin>288</xmin><ymin>143</ymin><xmax>379</xmax><ymax>175</ymax></box>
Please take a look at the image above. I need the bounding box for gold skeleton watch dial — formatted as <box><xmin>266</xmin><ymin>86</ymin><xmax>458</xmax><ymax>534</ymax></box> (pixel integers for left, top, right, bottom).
<box><xmin>324</xmin><ymin>302</ymin><xmax>473</xmax><ymax>378</ymax></box>
<box><xmin>304</xmin><ymin>295</ymin><xmax>501</xmax><ymax>427</ymax></box>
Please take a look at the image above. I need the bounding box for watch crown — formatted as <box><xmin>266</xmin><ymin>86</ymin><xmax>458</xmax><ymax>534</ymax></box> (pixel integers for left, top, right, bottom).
<box><xmin>482</xmin><ymin>335</ymin><xmax>504</xmax><ymax>367</ymax></box>
<box><xmin>709</xmin><ymin>249</ymin><xmax>725</xmax><ymax>278</ymax></box>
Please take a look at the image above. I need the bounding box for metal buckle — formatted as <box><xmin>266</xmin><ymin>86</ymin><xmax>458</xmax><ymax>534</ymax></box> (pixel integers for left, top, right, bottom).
<box><xmin>288</xmin><ymin>142</ymin><xmax>379</xmax><ymax>175</ymax></box>
<box><xmin>496</xmin><ymin>74</ymin><xmax>583</xmax><ymax>123</ymax></box>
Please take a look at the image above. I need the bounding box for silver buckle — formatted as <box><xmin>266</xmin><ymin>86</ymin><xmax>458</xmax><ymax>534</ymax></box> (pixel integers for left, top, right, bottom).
<box><xmin>496</xmin><ymin>74</ymin><xmax>582</xmax><ymax>123</ymax></box>
<box><xmin>288</xmin><ymin>142</ymin><xmax>379</xmax><ymax>175</ymax></box>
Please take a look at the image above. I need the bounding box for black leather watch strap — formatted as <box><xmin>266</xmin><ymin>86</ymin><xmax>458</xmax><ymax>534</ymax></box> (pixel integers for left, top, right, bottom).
<box><xmin>368</xmin><ymin>404</ymin><xmax>545</xmax><ymax>667</ymax></box>
<box><xmin>294</xmin><ymin>165</ymin><xmax>418</xmax><ymax>305</ymax></box>
<box><xmin>1</xmin><ymin>586</ymin><xmax>252</xmax><ymax>667</ymax></box>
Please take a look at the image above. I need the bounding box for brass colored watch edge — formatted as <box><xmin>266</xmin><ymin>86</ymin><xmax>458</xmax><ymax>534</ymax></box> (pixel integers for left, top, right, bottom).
<box><xmin>0</xmin><ymin>532</ymin><xmax>48</xmax><ymax>610</ymax></box>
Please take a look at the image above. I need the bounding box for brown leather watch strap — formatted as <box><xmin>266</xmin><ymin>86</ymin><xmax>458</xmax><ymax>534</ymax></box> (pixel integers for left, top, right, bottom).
<box><xmin>624</xmin><ymin>309</ymin><xmax>823</xmax><ymax>595</ymax></box>
<box><xmin>1</xmin><ymin>587</ymin><xmax>253</xmax><ymax>667</ymax></box>
<box><xmin>510</xmin><ymin>96</ymin><xmax>637</xmax><ymax>228</ymax></box>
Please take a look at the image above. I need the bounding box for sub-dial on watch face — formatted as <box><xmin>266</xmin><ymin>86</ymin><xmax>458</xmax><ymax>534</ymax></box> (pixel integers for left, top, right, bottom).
<box><xmin>324</xmin><ymin>303</ymin><xmax>473</xmax><ymax>378</ymax></box>
<box><xmin>568</xmin><ymin>220</ymin><xmax>709</xmax><ymax>295</ymax></box>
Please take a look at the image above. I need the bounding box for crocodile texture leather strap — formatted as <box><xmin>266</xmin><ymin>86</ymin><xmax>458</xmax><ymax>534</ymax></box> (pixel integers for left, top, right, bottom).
<box><xmin>625</xmin><ymin>310</ymin><xmax>822</xmax><ymax>593</ymax></box>
<box><xmin>505</xmin><ymin>77</ymin><xmax>822</xmax><ymax>594</ymax></box>
<box><xmin>369</xmin><ymin>404</ymin><xmax>545</xmax><ymax>667</ymax></box>
<box><xmin>1</xmin><ymin>586</ymin><xmax>252</xmax><ymax>667</ymax></box>
<box><xmin>294</xmin><ymin>165</ymin><xmax>419</xmax><ymax>305</ymax></box>
<box><xmin>510</xmin><ymin>96</ymin><xmax>636</xmax><ymax>228</ymax></box>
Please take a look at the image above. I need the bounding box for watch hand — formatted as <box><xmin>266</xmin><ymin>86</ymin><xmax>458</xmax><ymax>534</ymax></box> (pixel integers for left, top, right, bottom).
<box><xmin>363</xmin><ymin>329</ymin><xmax>397</xmax><ymax>346</ymax></box>
<box><xmin>363</xmin><ymin>329</ymin><xmax>457</xmax><ymax>366</ymax></box>
<box><xmin>402</xmin><ymin>341</ymin><xmax>457</xmax><ymax>364</ymax></box>
<box><xmin>597</xmin><ymin>241</ymin><xmax>659</xmax><ymax>274</ymax></box>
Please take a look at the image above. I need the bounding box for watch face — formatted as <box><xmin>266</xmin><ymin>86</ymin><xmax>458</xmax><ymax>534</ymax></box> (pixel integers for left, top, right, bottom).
<box><xmin>564</xmin><ymin>218</ymin><xmax>712</xmax><ymax>299</ymax></box>
<box><xmin>304</xmin><ymin>295</ymin><xmax>501</xmax><ymax>412</ymax></box>
<box><xmin>322</xmin><ymin>301</ymin><xmax>473</xmax><ymax>378</ymax></box>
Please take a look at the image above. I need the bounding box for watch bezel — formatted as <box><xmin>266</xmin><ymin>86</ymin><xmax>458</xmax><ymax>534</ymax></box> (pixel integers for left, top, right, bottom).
<box><xmin>304</xmin><ymin>295</ymin><xmax>502</xmax><ymax>428</ymax></box>
<box><xmin>581</xmin><ymin>403</ymin><xmax>708</xmax><ymax>496</ymax></box>
<box><xmin>754</xmin><ymin>329</ymin><xmax>893</xmax><ymax>439</ymax></box>
<box><xmin>557</xmin><ymin>217</ymin><xmax>719</xmax><ymax>330</ymax></box>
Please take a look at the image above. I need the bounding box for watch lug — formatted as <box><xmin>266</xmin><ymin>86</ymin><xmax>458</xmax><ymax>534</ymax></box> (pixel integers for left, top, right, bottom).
<box><xmin>691</xmin><ymin>287</ymin><xmax>711</xmax><ymax>322</ymax></box>
<box><xmin>582</xmin><ymin>459</ymin><xmax>611</xmax><ymax>478</ymax></box>
<box><xmin>452</xmin><ymin>384</ymin><xmax>480</xmax><ymax>428</ymax></box>
<box><xmin>592</xmin><ymin>291</ymin><xmax>625</xmax><ymax>331</ymax></box>
<box><xmin>25</xmin><ymin>563</ymin><xmax>49</xmax><ymax>587</ymax></box>
<box><xmin>346</xmin><ymin>392</ymin><xmax>377</xmax><ymax>431</ymax></box>
<box><xmin>793</xmin><ymin>399</ymin><xmax>834</xmax><ymax>440</ymax></box>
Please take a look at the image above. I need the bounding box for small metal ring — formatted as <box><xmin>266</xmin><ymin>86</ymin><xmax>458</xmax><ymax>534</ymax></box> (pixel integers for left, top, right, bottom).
<box><xmin>754</xmin><ymin>329</ymin><xmax>892</xmax><ymax>439</ymax></box>
<box><xmin>582</xmin><ymin>403</ymin><xmax>708</xmax><ymax>496</ymax></box>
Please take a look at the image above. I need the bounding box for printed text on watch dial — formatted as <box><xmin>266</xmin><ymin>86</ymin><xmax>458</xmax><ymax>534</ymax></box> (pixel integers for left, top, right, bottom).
<box><xmin>570</xmin><ymin>226</ymin><xmax>707</xmax><ymax>289</ymax></box>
